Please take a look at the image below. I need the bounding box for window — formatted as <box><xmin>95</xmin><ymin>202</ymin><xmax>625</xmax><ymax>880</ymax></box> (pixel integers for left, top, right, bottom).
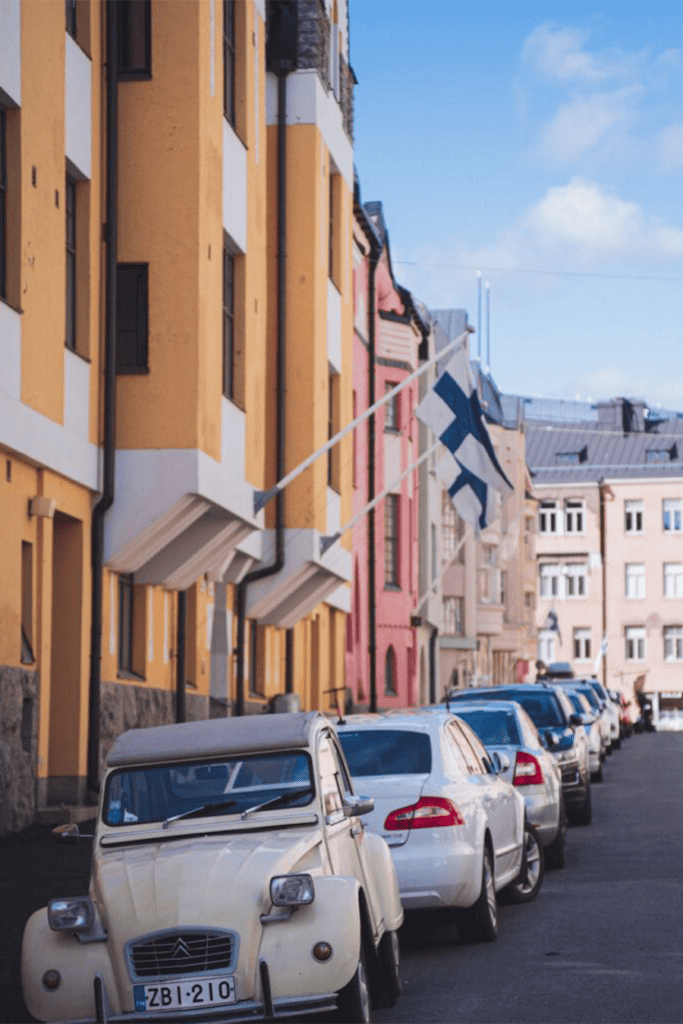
<box><xmin>565</xmin><ymin>563</ymin><xmax>586</xmax><ymax>598</ymax></box>
<box><xmin>443</xmin><ymin>596</ymin><xmax>463</xmax><ymax>635</ymax></box>
<box><xmin>625</xmin><ymin>563</ymin><xmax>645</xmax><ymax>599</ymax></box>
<box><xmin>664</xmin><ymin>626</ymin><xmax>683</xmax><ymax>662</ymax></box>
<box><xmin>65</xmin><ymin>0</ymin><xmax>77</xmax><ymax>39</ymax></box>
<box><xmin>248</xmin><ymin>620</ymin><xmax>263</xmax><ymax>696</ymax></box>
<box><xmin>625</xmin><ymin>499</ymin><xmax>643</xmax><ymax>534</ymax></box>
<box><xmin>116</xmin><ymin>264</ymin><xmax>148</xmax><ymax>372</ymax></box>
<box><xmin>564</xmin><ymin>499</ymin><xmax>584</xmax><ymax>534</ymax></box>
<box><xmin>442</xmin><ymin>492</ymin><xmax>458</xmax><ymax>563</ymax></box>
<box><xmin>500</xmin><ymin>570</ymin><xmax>508</xmax><ymax>614</ymax></box>
<box><xmin>625</xmin><ymin>626</ymin><xmax>646</xmax><ymax>662</ymax></box>
<box><xmin>539</xmin><ymin>563</ymin><xmax>561</xmax><ymax>599</ymax></box>
<box><xmin>573</xmin><ymin>628</ymin><xmax>591</xmax><ymax>661</ymax></box>
<box><xmin>431</xmin><ymin>523</ymin><xmax>437</xmax><ymax>581</ymax></box>
<box><xmin>327</xmin><ymin>373</ymin><xmax>340</xmax><ymax>491</ymax></box>
<box><xmin>21</xmin><ymin>542</ymin><xmax>34</xmax><ymax>664</ymax></box>
<box><xmin>663</xmin><ymin>498</ymin><xmax>682</xmax><ymax>532</ymax></box>
<box><xmin>223</xmin><ymin>244</ymin><xmax>235</xmax><ymax>399</ymax></box>
<box><xmin>352</xmin><ymin>390</ymin><xmax>357</xmax><ymax>487</ymax></box>
<box><xmin>646</xmin><ymin>447</ymin><xmax>676</xmax><ymax>464</ymax></box>
<box><xmin>480</xmin><ymin>545</ymin><xmax>500</xmax><ymax>603</ymax></box>
<box><xmin>384</xmin><ymin>646</ymin><xmax>397</xmax><ymax>695</ymax></box>
<box><xmin>538</xmin><ymin>630</ymin><xmax>556</xmax><ymax>664</ymax></box>
<box><xmin>223</xmin><ymin>0</ymin><xmax>236</xmax><ymax>124</ymax></box>
<box><xmin>384</xmin><ymin>495</ymin><xmax>399</xmax><ymax>587</ymax></box>
<box><xmin>664</xmin><ymin>563</ymin><xmax>683</xmax><ymax>599</ymax></box>
<box><xmin>118</xmin><ymin>573</ymin><xmax>145</xmax><ymax>677</ymax></box>
<box><xmin>384</xmin><ymin>382</ymin><xmax>399</xmax><ymax>432</ymax></box>
<box><xmin>327</xmin><ymin>171</ymin><xmax>342</xmax><ymax>288</ymax></box>
<box><xmin>65</xmin><ymin>175</ymin><xmax>76</xmax><ymax>350</ymax></box>
<box><xmin>539</xmin><ymin>500</ymin><xmax>559</xmax><ymax>534</ymax></box>
<box><xmin>0</xmin><ymin>105</ymin><xmax>6</xmax><ymax>300</ymax></box>
<box><xmin>117</xmin><ymin>0</ymin><xmax>151</xmax><ymax>78</ymax></box>
<box><xmin>556</xmin><ymin>447</ymin><xmax>587</xmax><ymax>465</ymax></box>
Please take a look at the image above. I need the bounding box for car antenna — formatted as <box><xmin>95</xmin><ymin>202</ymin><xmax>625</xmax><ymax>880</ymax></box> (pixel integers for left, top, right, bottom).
<box><xmin>444</xmin><ymin>687</ymin><xmax>451</xmax><ymax>713</ymax></box>
<box><xmin>325</xmin><ymin>686</ymin><xmax>346</xmax><ymax>725</ymax></box>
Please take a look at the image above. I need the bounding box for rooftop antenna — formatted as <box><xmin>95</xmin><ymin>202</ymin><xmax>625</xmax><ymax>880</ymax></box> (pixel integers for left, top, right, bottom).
<box><xmin>485</xmin><ymin>281</ymin><xmax>491</xmax><ymax>374</ymax></box>
<box><xmin>477</xmin><ymin>270</ymin><xmax>482</xmax><ymax>361</ymax></box>
<box><xmin>324</xmin><ymin>687</ymin><xmax>347</xmax><ymax>725</ymax></box>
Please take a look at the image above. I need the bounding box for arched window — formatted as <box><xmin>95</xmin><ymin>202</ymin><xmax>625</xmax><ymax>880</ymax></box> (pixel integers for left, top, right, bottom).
<box><xmin>384</xmin><ymin>646</ymin><xmax>397</xmax><ymax>696</ymax></box>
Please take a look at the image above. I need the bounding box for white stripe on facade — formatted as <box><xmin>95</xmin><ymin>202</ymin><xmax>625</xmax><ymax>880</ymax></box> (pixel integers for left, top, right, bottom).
<box><xmin>65</xmin><ymin>33</ymin><xmax>92</xmax><ymax>180</ymax></box>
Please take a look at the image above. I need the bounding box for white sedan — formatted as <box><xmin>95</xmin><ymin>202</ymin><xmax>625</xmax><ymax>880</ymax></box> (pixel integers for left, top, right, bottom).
<box><xmin>336</xmin><ymin>711</ymin><xmax>527</xmax><ymax>942</ymax></box>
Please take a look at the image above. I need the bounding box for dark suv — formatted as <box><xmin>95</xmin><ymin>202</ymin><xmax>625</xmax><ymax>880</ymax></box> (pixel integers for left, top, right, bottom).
<box><xmin>448</xmin><ymin>684</ymin><xmax>592</xmax><ymax>826</ymax></box>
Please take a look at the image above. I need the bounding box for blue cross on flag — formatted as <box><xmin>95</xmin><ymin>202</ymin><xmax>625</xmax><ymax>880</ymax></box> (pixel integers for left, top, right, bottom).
<box><xmin>415</xmin><ymin>343</ymin><xmax>513</xmax><ymax>528</ymax></box>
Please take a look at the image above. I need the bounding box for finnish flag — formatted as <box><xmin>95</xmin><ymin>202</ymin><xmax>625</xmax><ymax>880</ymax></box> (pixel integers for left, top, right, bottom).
<box><xmin>415</xmin><ymin>343</ymin><xmax>513</xmax><ymax>528</ymax></box>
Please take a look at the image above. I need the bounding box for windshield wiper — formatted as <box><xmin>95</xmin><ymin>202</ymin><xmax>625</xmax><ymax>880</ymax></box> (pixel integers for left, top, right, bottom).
<box><xmin>241</xmin><ymin>787</ymin><xmax>313</xmax><ymax>820</ymax></box>
<box><xmin>163</xmin><ymin>800</ymin><xmax>237</xmax><ymax>828</ymax></box>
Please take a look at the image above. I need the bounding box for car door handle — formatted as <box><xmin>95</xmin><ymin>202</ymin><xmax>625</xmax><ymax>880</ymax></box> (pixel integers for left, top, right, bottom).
<box><xmin>350</xmin><ymin>824</ymin><xmax>363</xmax><ymax>836</ymax></box>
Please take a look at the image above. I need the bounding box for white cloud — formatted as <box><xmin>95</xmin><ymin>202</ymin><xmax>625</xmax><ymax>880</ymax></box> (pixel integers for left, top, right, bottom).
<box><xmin>522</xmin><ymin>23</ymin><xmax>642</xmax><ymax>86</ymax></box>
<box><xmin>538</xmin><ymin>87</ymin><xmax>641</xmax><ymax>163</ymax></box>
<box><xmin>659</xmin><ymin>121</ymin><xmax>683</xmax><ymax>171</ymax></box>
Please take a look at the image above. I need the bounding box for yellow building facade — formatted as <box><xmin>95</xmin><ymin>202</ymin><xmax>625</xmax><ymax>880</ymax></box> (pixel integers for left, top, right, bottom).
<box><xmin>0</xmin><ymin>0</ymin><xmax>354</xmax><ymax>832</ymax></box>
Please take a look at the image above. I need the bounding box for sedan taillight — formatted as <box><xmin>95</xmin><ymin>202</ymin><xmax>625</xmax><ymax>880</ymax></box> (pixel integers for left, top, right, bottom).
<box><xmin>513</xmin><ymin>751</ymin><xmax>544</xmax><ymax>787</ymax></box>
<box><xmin>384</xmin><ymin>796</ymin><xmax>465</xmax><ymax>830</ymax></box>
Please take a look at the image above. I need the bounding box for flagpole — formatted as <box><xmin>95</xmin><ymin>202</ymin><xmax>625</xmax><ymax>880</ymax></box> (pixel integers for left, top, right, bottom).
<box><xmin>253</xmin><ymin>330</ymin><xmax>469</xmax><ymax>513</ymax></box>
<box><xmin>485</xmin><ymin>281</ymin><xmax>490</xmax><ymax>373</ymax></box>
<box><xmin>477</xmin><ymin>270</ymin><xmax>482</xmax><ymax>362</ymax></box>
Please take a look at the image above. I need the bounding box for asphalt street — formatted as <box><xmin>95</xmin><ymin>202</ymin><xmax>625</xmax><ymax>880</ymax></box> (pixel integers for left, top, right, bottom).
<box><xmin>1</xmin><ymin>731</ymin><xmax>680</xmax><ymax>1024</ymax></box>
<box><xmin>376</xmin><ymin>731</ymin><xmax>683</xmax><ymax>1024</ymax></box>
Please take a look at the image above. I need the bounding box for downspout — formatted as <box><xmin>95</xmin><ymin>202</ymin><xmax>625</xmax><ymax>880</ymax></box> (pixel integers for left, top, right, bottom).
<box><xmin>367</xmin><ymin>238</ymin><xmax>380</xmax><ymax>712</ymax></box>
<box><xmin>429</xmin><ymin>625</ymin><xmax>438</xmax><ymax>704</ymax></box>
<box><xmin>599</xmin><ymin>480</ymin><xmax>607</xmax><ymax>689</ymax></box>
<box><xmin>234</xmin><ymin>67</ymin><xmax>289</xmax><ymax>715</ymax></box>
<box><xmin>176</xmin><ymin>591</ymin><xmax>186</xmax><ymax>723</ymax></box>
<box><xmin>87</xmin><ymin>0</ymin><xmax>117</xmax><ymax>794</ymax></box>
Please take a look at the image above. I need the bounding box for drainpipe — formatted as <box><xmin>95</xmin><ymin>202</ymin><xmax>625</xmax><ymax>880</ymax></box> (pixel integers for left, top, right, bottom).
<box><xmin>429</xmin><ymin>625</ymin><xmax>438</xmax><ymax>704</ymax></box>
<box><xmin>367</xmin><ymin>238</ymin><xmax>380</xmax><ymax>712</ymax></box>
<box><xmin>87</xmin><ymin>0</ymin><xmax>118</xmax><ymax>794</ymax></box>
<box><xmin>234</xmin><ymin>67</ymin><xmax>289</xmax><ymax>715</ymax></box>
<box><xmin>176</xmin><ymin>591</ymin><xmax>186</xmax><ymax>723</ymax></box>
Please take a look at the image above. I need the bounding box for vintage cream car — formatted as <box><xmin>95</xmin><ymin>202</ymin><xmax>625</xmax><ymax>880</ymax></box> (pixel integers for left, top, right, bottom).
<box><xmin>22</xmin><ymin>712</ymin><xmax>404</xmax><ymax>1023</ymax></box>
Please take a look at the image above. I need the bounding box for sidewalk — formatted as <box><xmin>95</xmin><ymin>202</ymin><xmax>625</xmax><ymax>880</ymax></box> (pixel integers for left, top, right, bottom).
<box><xmin>0</xmin><ymin>820</ymin><xmax>94</xmax><ymax>1024</ymax></box>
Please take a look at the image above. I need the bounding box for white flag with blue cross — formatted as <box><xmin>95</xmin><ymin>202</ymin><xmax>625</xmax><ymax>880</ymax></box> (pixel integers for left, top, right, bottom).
<box><xmin>415</xmin><ymin>343</ymin><xmax>513</xmax><ymax>528</ymax></box>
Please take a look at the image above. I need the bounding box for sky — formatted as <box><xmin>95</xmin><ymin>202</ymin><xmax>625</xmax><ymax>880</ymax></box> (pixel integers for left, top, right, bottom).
<box><xmin>349</xmin><ymin>0</ymin><xmax>683</xmax><ymax>411</ymax></box>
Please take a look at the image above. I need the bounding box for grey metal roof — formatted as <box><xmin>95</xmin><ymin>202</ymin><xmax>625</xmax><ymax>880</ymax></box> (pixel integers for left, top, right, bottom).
<box><xmin>107</xmin><ymin>712</ymin><xmax>323</xmax><ymax>767</ymax></box>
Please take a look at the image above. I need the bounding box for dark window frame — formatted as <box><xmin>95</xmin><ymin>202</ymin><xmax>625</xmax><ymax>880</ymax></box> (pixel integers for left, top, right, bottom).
<box><xmin>384</xmin><ymin>645</ymin><xmax>397</xmax><ymax>695</ymax></box>
<box><xmin>116</xmin><ymin>263</ymin><xmax>149</xmax><ymax>374</ymax></box>
<box><xmin>384</xmin><ymin>382</ymin><xmax>399</xmax><ymax>432</ymax></box>
<box><xmin>223</xmin><ymin>0</ymin><xmax>236</xmax><ymax>125</ymax></box>
<box><xmin>65</xmin><ymin>175</ymin><xmax>77</xmax><ymax>350</ymax></box>
<box><xmin>248</xmin><ymin>620</ymin><xmax>263</xmax><ymax>697</ymax></box>
<box><xmin>384</xmin><ymin>494</ymin><xmax>400</xmax><ymax>588</ymax></box>
<box><xmin>65</xmin><ymin>0</ymin><xmax>77</xmax><ymax>39</ymax></box>
<box><xmin>117</xmin><ymin>0</ymin><xmax>152</xmax><ymax>79</ymax></box>
<box><xmin>223</xmin><ymin>243</ymin><xmax>235</xmax><ymax>400</ymax></box>
<box><xmin>118</xmin><ymin>573</ymin><xmax>134</xmax><ymax>675</ymax></box>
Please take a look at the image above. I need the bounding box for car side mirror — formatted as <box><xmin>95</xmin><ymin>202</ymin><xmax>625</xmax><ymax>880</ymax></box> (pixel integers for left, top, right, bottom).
<box><xmin>343</xmin><ymin>795</ymin><xmax>375</xmax><ymax>817</ymax></box>
<box><xmin>52</xmin><ymin>822</ymin><xmax>93</xmax><ymax>845</ymax></box>
<box><xmin>544</xmin><ymin>731</ymin><xmax>557</xmax><ymax>750</ymax></box>
<box><xmin>570</xmin><ymin>714</ymin><xmax>583</xmax><ymax>727</ymax></box>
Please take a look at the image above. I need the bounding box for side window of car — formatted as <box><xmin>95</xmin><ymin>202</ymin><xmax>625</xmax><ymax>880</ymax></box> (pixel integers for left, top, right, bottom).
<box><xmin>448</xmin><ymin>722</ymin><xmax>484</xmax><ymax>775</ymax></box>
<box><xmin>443</xmin><ymin>724</ymin><xmax>471</xmax><ymax>777</ymax></box>
<box><xmin>318</xmin><ymin>735</ymin><xmax>345</xmax><ymax>817</ymax></box>
<box><xmin>458</xmin><ymin>721</ymin><xmax>493</xmax><ymax>773</ymax></box>
<box><xmin>518</xmin><ymin>709</ymin><xmax>543</xmax><ymax>750</ymax></box>
<box><xmin>330</xmin><ymin>738</ymin><xmax>354</xmax><ymax>798</ymax></box>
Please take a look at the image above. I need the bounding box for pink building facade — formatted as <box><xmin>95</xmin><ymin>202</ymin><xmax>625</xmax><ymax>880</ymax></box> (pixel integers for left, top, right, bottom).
<box><xmin>347</xmin><ymin>196</ymin><xmax>423</xmax><ymax>708</ymax></box>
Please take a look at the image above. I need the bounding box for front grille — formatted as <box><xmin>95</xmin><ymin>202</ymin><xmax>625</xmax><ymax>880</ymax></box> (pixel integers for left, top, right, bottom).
<box><xmin>560</xmin><ymin>764</ymin><xmax>579</xmax><ymax>785</ymax></box>
<box><xmin>129</xmin><ymin>929</ymin><xmax>237</xmax><ymax>979</ymax></box>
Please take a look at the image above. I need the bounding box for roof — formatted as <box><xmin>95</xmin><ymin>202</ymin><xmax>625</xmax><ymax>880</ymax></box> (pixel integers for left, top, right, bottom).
<box><xmin>336</xmin><ymin>710</ymin><xmax>454</xmax><ymax>731</ymax></box>
<box><xmin>107</xmin><ymin>712</ymin><xmax>324</xmax><ymax>768</ymax></box>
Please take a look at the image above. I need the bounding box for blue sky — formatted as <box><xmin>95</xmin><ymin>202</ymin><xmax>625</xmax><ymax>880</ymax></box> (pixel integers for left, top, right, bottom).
<box><xmin>350</xmin><ymin>1</ymin><xmax>683</xmax><ymax>410</ymax></box>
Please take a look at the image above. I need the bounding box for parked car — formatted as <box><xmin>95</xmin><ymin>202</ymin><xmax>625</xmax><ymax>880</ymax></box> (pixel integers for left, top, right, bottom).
<box><xmin>448</xmin><ymin>685</ymin><xmax>593</xmax><ymax>826</ymax></box>
<box><xmin>545</xmin><ymin>679</ymin><xmax>610</xmax><ymax>760</ymax></box>
<box><xmin>22</xmin><ymin>713</ymin><xmax>404</xmax><ymax>1024</ymax></box>
<box><xmin>608</xmin><ymin>688</ymin><xmax>633</xmax><ymax>738</ymax></box>
<box><xmin>336</xmin><ymin>710</ymin><xmax>529</xmax><ymax>943</ymax></box>
<box><xmin>656</xmin><ymin>709</ymin><xmax>683</xmax><ymax>731</ymax></box>
<box><xmin>563</xmin><ymin>689</ymin><xmax>604</xmax><ymax>782</ymax></box>
<box><xmin>586</xmin><ymin>679</ymin><xmax>621</xmax><ymax>749</ymax></box>
<box><xmin>448</xmin><ymin>699</ymin><xmax>566</xmax><ymax>871</ymax></box>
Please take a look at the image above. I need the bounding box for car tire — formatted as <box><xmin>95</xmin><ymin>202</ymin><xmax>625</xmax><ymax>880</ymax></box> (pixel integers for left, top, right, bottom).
<box><xmin>568</xmin><ymin>784</ymin><xmax>593</xmax><ymax>826</ymax></box>
<box><xmin>545</xmin><ymin>796</ymin><xmax>567</xmax><ymax>870</ymax></box>
<box><xmin>455</xmin><ymin>846</ymin><xmax>498</xmax><ymax>943</ymax></box>
<box><xmin>374</xmin><ymin>929</ymin><xmax>402</xmax><ymax>1009</ymax></box>
<box><xmin>336</xmin><ymin>943</ymin><xmax>372</xmax><ymax>1023</ymax></box>
<box><xmin>591</xmin><ymin>765</ymin><xmax>603</xmax><ymax>783</ymax></box>
<box><xmin>613</xmin><ymin>736</ymin><xmax>621</xmax><ymax>750</ymax></box>
<box><xmin>504</xmin><ymin>823</ymin><xmax>544</xmax><ymax>904</ymax></box>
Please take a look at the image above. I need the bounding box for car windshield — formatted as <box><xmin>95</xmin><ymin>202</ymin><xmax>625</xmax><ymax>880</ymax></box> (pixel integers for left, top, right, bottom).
<box><xmin>573</xmin><ymin>686</ymin><xmax>600</xmax><ymax>711</ymax></box>
<box><xmin>566</xmin><ymin>693</ymin><xmax>584</xmax><ymax>714</ymax></box>
<box><xmin>455</xmin><ymin>709</ymin><xmax>521</xmax><ymax>747</ymax></box>
<box><xmin>338</xmin><ymin>730</ymin><xmax>432</xmax><ymax>776</ymax></box>
<box><xmin>103</xmin><ymin>752</ymin><xmax>314</xmax><ymax>826</ymax></box>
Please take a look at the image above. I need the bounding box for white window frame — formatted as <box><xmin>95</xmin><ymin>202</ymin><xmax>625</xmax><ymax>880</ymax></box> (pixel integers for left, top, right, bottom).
<box><xmin>565</xmin><ymin>562</ymin><xmax>587</xmax><ymax>599</ymax></box>
<box><xmin>538</xmin><ymin>630</ymin><xmax>556</xmax><ymax>664</ymax></box>
<box><xmin>564</xmin><ymin>499</ymin><xmax>585</xmax><ymax>534</ymax></box>
<box><xmin>663</xmin><ymin>563</ymin><xmax>683</xmax><ymax>599</ymax></box>
<box><xmin>663</xmin><ymin>625</ymin><xmax>683</xmax><ymax>662</ymax></box>
<box><xmin>624</xmin><ymin>499</ymin><xmax>643</xmax><ymax>534</ymax></box>
<box><xmin>573</xmin><ymin>627</ymin><xmax>592</xmax><ymax>661</ymax></box>
<box><xmin>539</xmin><ymin>563</ymin><xmax>562</xmax><ymax>599</ymax></box>
<box><xmin>625</xmin><ymin>563</ymin><xmax>646</xmax><ymax>599</ymax></box>
<box><xmin>625</xmin><ymin>626</ymin><xmax>646</xmax><ymax>662</ymax></box>
<box><xmin>539</xmin><ymin>500</ymin><xmax>560</xmax><ymax>535</ymax></box>
<box><xmin>663</xmin><ymin>498</ymin><xmax>682</xmax><ymax>533</ymax></box>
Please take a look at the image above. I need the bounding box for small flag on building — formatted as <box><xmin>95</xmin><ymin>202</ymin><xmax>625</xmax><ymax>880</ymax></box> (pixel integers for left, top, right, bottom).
<box><xmin>415</xmin><ymin>342</ymin><xmax>513</xmax><ymax>527</ymax></box>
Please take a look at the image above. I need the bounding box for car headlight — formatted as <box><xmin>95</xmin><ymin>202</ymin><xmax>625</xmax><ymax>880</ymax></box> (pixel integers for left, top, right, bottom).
<box><xmin>554</xmin><ymin>749</ymin><xmax>578</xmax><ymax>768</ymax></box>
<box><xmin>270</xmin><ymin>874</ymin><xmax>315</xmax><ymax>906</ymax></box>
<box><xmin>47</xmin><ymin>896</ymin><xmax>95</xmax><ymax>932</ymax></box>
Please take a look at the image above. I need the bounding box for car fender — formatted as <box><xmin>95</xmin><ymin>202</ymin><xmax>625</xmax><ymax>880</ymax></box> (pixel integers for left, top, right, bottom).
<box><xmin>22</xmin><ymin>907</ymin><xmax>119</xmax><ymax>1023</ymax></box>
<box><xmin>259</xmin><ymin>875</ymin><xmax>362</xmax><ymax>997</ymax></box>
<box><xmin>363</xmin><ymin>831</ymin><xmax>404</xmax><ymax>933</ymax></box>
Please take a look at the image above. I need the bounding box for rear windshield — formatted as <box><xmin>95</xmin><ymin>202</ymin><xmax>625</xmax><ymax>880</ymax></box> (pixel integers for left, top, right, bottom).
<box><xmin>338</xmin><ymin>730</ymin><xmax>432</xmax><ymax>776</ymax></box>
<box><xmin>451</xmin><ymin>689</ymin><xmax>566</xmax><ymax>728</ymax></box>
<box><xmin>455</xmin><ymin>709</ymin><xmax>521</xmax><ymax>747</ymax></box>
<box><xmin>573</xmin><ymin>686</ymin><xmax>600</xmax><ymax>711</ymax></box>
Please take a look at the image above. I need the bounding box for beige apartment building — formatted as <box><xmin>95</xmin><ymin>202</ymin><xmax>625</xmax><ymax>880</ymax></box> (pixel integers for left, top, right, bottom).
<box><xmin>521</xmin><ymin>396</ymin><xmax>683</xmax><ymax>718</ymax></box>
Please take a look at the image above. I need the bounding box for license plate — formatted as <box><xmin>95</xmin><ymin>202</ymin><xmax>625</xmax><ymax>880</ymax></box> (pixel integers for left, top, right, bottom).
<box><xmin>133</xmin><ymin>976</ymin><xmax>236</xmax><ymax>1013</ymax></box>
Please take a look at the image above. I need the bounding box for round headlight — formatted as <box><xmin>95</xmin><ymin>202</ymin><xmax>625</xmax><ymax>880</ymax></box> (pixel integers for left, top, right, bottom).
<box><xmin>312</xmin><ymin>942</ymin><xmax>332</xmax><ymax>962</ymax></box>
<box><xmin>42</xmin><ymin>970</ymin><xmax>61</xmax><ymax>991</ymax></box>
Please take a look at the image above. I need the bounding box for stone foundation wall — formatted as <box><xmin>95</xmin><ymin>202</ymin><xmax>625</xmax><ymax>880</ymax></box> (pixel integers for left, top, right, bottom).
<box><xmin>0</xmin><ymin>665</ymin><xmax>39</xmax><ymax>835</ymax></box>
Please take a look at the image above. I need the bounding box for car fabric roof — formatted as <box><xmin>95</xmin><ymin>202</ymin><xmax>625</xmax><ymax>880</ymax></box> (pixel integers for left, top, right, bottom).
<box><xmin>107</xmin><ymin>711</ymin><xmax>323</xmax><ymax>767</ymax></box>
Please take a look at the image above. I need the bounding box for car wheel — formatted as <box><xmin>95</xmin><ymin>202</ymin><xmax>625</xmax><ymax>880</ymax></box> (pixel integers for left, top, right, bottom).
<box><xmin>613</xmin><ymin>736</ymin><xmax>621</xmax><ymax>750</ymax></box>
<box><xmin>336</xmin><ymin>943</ymin><xmax>372</xmax><ymax>1023</ymax></box>
<box><xmin>504</xmin><ymin>824</ymin><xmax>544</xmax><ymax>904</ymax></box>
<box><xmin>375</xmin><ymin>929</ymin><xmax>402</xmax><ymax>1008</ymax></box>
<box><xmin>455</xmin><ymin>846</ymin><xmax>498</xmax><ymax>943</ymax></box>
<box><xmin>591</xmin><ymin>765</ymin><xmax>603</xmax><ymax>783</ymax></box>
<box><xmin>568</xmin><ymin>784</ymin><xmax>593</xmax><ymax>827</ymax></box>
